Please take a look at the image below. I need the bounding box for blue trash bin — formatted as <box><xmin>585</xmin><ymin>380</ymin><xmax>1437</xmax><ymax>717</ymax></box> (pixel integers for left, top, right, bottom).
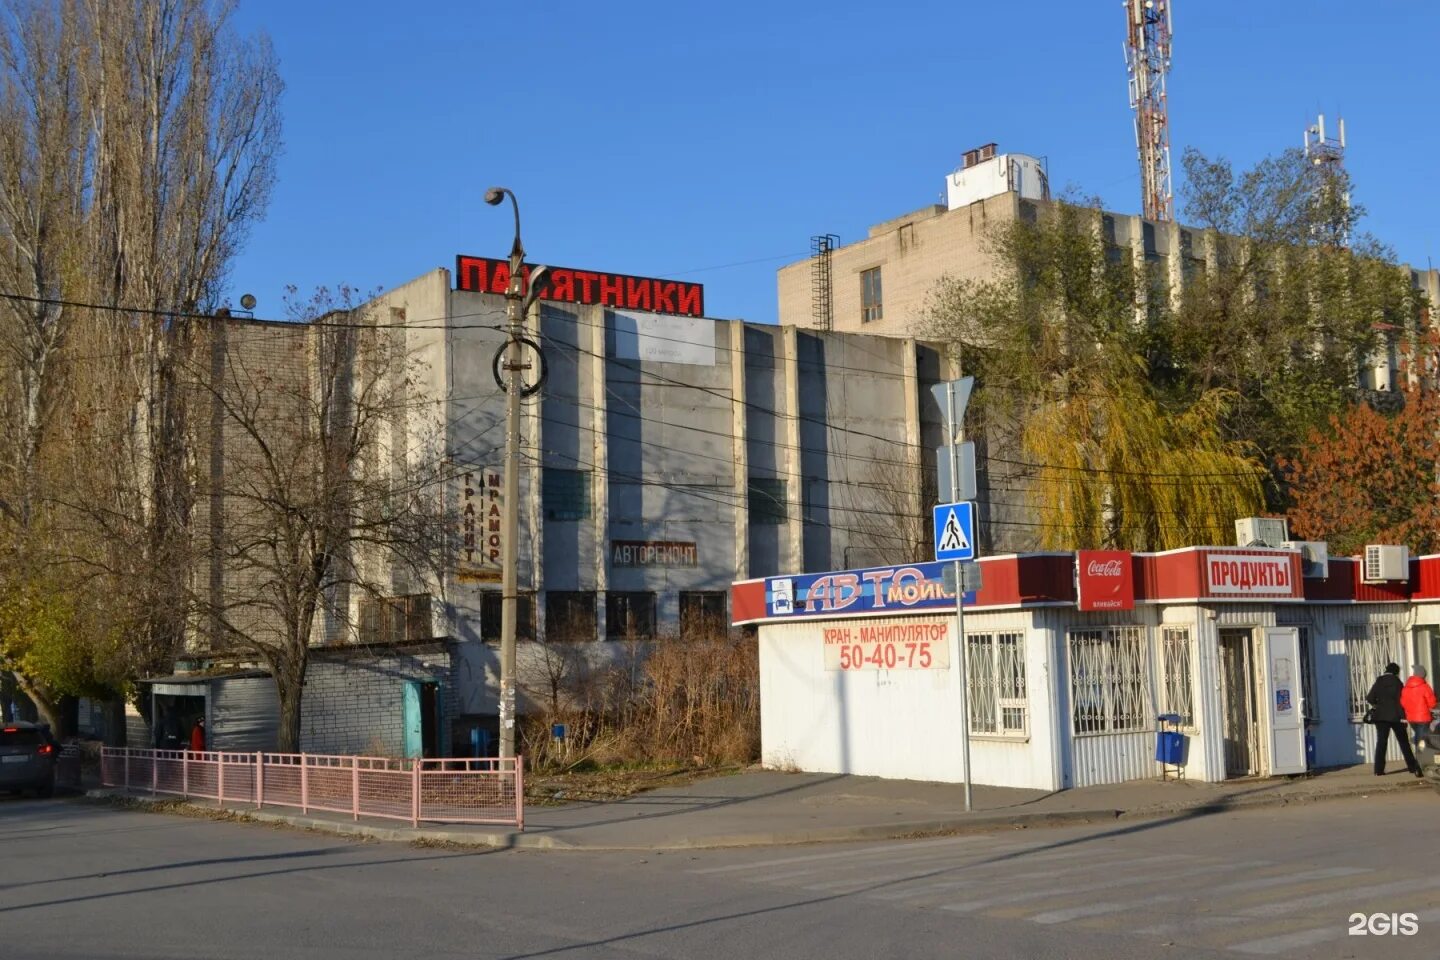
<box><xmin>1304</xmin><ymin>730</ymin><xmax>1317</xmax><ymax>770</ymax></box>
<box><xmin>1155</xmin><ymin>730</ymin><xmax>1186</xmax><ymax>765</ymax></box>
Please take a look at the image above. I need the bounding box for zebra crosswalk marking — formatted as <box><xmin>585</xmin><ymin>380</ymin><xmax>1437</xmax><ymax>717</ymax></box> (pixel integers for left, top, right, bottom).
<box><xmin>757</xmin><ymin>839</ymin><xmax>1029</xmax><ymax>885</ymax></box>
<box><xmin>864</xmin><ymin>851</ymin><xmax>1100</xmax><ymax>901</ymax></box>
<box><xmin>687</xmin><ymin>832</ymin><xmax>1440</xmax><ymax>959</ymax></box>
<box><xmin>1130</xmin><ymin>866</ymin><xmax>1374</xmax><ymax>938</ymax></box>
<box><xmin>795</xmin><ymin>846</ymin><xmax>1107</xmax><ymax>893</ymax></box>
<box><xmin>1241</xmin><ymin>875</ymin><xmax>1440</xmax><ymax>918</ymax></box>
<box><xmin>690</xmin><ymin>835</ymin><xmax>989</xmax><ymax>876</ymax></box>
<box><xmin>942</xmin><ymin>855</ymin><xmax>1205</xmax><ymax>913</ymax></box>
<box><xmin>1230</xmin><ymin>906</ymin><xmax>1440</xmax><ymax>956</ymax></box>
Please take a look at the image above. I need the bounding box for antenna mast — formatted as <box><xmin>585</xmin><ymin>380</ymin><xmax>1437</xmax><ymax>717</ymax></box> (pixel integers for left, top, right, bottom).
<box><xmin>1304</xmin><ymin>113</ymin><xmax>1349</xmax><ymax>244</ymax></box>
<box><xmin>1125</xmin><ymin>0</ymin><xmax>1174</xmax><ymax>222</ymax></box>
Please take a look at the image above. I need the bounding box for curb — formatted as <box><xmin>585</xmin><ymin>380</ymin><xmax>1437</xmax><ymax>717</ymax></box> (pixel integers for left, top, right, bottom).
<box><xmin>87</xmin><ymin>776</ymin><xmax>1428</xmax><ymax>852</ymax></box>
<box><xmin>1116</xmin><ymin>775</ymin><xmax>1428</xmax><ymax>821</ymax></box>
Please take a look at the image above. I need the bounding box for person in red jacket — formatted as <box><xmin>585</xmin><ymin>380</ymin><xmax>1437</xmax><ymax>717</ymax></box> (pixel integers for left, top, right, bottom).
<box><xmin>189</xmin><ymin>716</ymin><xmax>206</xmax><ymax>753</ymax></box>
<box><xmin>1402</xmin><ymin>665</ymin><xmax>1437</xmax><ymax>752</ymax></box>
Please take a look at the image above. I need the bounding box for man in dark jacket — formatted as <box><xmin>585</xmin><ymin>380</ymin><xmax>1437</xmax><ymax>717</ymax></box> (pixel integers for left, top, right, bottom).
<box><xmin>1367</xmin><ymin>662</ymin><xmax>1422</xmax><ymax>777</ymax></box>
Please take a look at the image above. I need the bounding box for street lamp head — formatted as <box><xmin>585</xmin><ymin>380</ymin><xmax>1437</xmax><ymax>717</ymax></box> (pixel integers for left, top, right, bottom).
<box><xmin>484</xmin><ymin>187</ymin><xmax>507</xmax><ymax>206</ymax></box>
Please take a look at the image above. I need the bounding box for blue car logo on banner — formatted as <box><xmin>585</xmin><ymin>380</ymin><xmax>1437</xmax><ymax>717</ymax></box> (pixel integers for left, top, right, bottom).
<box><xmin>764</xmin><ymin>561</ymin><xmax>975</xmax><ymax>618</ymax></box>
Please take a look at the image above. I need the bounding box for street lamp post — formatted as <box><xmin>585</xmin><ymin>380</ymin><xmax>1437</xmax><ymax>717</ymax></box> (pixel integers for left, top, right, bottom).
<box><xmin>483</xmin><ymin>186</ymin><xmax>545</xmax><ymax>760</ymax></box>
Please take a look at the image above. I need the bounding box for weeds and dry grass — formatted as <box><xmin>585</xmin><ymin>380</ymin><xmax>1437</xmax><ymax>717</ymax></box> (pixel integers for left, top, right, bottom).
<box><xmin>518</xmin><ymin>628</ymin><xmax>759</xmax><ymax>787</ymax></box>
<box><xmin>525</xmin><ymin>763</ymin><xmax>748</xmax><ymax>805</ymax></box>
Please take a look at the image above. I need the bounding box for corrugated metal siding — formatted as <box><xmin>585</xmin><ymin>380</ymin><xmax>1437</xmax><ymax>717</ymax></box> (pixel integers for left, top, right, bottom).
<box><xmin>1039</xmin><ymin>607</ymin><xmax>1173</xmax><ymax>788</ymax></box>
<box><xmin>212</xmin><ymin>677</ymin><xmax>280</xmax><ymax>751</ymax></box>
<box><xmin>1211</xmin><ymin>604</ymin><xmax>1276</xmax><ymax>628</ymax></box>
<box><xmin>1070</xmin><ymin>731</ymin><xmax>1154</xmax><ymax>787</ymax></box>
<box><xmin>1300</xmin><ymin>605</ymin><xmax>1409</xmax><ymax>768</ymax></box>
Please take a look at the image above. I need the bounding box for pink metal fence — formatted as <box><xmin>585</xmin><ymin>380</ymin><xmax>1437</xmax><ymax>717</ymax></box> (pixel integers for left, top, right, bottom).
<box><xmin>100</xmin><ymin>748</ymin><xmax>523</xmax><ymax>829</ymax></box>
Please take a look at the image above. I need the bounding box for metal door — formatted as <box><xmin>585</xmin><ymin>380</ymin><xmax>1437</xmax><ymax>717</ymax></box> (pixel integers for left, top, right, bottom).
<box><xmin>1264</xmin><ymin>627</ymin><xmax>1306</xmax><ymax>775</ymax></box>
<box><xmin>402</xmin><ymin>681</ymin><xmax>423</xmax><ymax>759</ymax></box>
<box><xmin>1219</xmin><ymin>630</ymin><xmax>1256</xmax><ymax>777</ymax></box>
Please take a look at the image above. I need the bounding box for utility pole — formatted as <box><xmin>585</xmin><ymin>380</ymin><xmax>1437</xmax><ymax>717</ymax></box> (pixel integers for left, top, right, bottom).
<box><xmin>484</xmin><ymin>186</ymin><xmax>546</xmax><ymax>760</ymax></box>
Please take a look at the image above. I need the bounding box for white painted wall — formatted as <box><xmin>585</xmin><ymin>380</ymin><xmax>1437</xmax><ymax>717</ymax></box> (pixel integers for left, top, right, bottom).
<box><xmin>758</xmin><ymin>612</ymin><xmax>1058</xmax><ymax>789</ymax></box>
<box><xmin>760</xmin><ymin>598</ymin><xmax>1426</xmax><ymax>793</ymax></box>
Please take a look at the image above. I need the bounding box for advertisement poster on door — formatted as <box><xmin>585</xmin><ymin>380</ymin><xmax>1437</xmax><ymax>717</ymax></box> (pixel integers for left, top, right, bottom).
<box><xmin>1076</xmin><ymin>550</ymin><xmax>1135</xmax><ymax>611</ymax></box>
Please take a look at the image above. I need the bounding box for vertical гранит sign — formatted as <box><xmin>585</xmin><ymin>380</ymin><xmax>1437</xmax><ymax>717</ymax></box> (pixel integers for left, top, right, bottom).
<box><xmin>1076</xmin><ymin>550</ymin><xmax>1135</xmax><ymax>611</ymax></box>
<box><xmin>456</xmin><ymin>467</ymin><xmax>503</xmax><ymax>583</ymax></box>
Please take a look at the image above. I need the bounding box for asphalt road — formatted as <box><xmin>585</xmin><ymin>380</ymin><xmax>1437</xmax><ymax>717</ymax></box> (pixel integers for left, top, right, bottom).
<box><xmin>2</xmin><ymin>792</ymin><xmax>1439</xmax><ymax>959</ymax></box>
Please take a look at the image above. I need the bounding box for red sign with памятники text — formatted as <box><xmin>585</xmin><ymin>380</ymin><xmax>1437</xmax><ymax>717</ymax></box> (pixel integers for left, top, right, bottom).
<box><xmin>455</xmin><ymin>255</ymin><xmax>705</xmax><ymax>318</ymax></box>
<box><xmin>1076</xmin><ymin>550</ymin><xmax>1135</xmax><ymax>611</ymax></box>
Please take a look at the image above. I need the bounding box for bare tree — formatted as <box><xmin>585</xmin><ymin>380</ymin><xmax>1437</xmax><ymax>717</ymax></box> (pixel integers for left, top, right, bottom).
<box><xmin>831</xmin><ymin>462</ymin><xmax>936</xmax><ymax>567</ymax></box>
<box><xmin>190</xmin><ymin>292</ymin><xmax>450</xmax><ymax>751</ymax></box>
<box><xmin>0</xmin><ymin>0</ymin><xmax>281</xmax><ymax>722</ymax></box>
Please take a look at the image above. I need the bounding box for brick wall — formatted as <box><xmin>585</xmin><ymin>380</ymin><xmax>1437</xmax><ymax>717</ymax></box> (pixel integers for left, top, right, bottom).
<box><xmin>778</xmin><ymin>194</ymin><xmax>1017</xmax><ymax>336</ymax></box>
<box><xmin>299</xmin><ymin>647</ymin><xmax>454</xmax><ymax>757</ymax></box>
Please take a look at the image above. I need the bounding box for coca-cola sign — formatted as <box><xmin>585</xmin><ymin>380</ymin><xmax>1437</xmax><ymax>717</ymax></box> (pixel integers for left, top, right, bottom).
<box><xmin>1077</xmin><ymin>550</ymin><xmax>1135</xmax><ymax>611</ymax></box>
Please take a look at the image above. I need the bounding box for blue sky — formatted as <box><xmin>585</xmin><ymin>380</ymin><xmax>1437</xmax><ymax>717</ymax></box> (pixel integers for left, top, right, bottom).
<box><xmin>226</xmin><ymin>1</ymin><xmax>1439</xmax><ymax>325</ymax></box>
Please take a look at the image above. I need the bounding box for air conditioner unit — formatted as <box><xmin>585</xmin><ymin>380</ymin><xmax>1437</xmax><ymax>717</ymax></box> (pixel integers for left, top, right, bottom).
<box><xmin>1235</xmin><ymin>517</ymin><xmax>1289</xmax><ymax>548</ymax></box>
<box><xmin>1281</xmin><ymin>540</ymin><xmax>1329</xmax><ymax>579</ymax></box>
<box><xmin>1362</xmin><ymin>545</ymin><xmax>1409</xmax><ymax>583</ymax></box>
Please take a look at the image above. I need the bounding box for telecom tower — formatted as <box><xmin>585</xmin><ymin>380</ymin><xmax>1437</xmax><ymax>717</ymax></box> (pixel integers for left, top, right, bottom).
<box><xmin>1304</xmin><ymin>113</ymin><xmax>1349</xmax><ymax>244</ymax></box>
<box><xmin>1124</xmin><ymin>0</ymin><xmax>1174</xmax><ymax>222</ymax></box>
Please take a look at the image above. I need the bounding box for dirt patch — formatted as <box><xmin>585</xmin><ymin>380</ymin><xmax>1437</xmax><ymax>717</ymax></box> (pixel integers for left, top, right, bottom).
<box><xmin>525</xmin><ymin>764</ymin><xmax>746</xmax><ymax>805</ymax></box>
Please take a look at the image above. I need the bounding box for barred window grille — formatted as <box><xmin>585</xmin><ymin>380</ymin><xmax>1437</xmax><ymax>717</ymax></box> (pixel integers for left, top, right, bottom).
<box><xmin>1069</xmin><ymin>626</ymin><xmax>1150</xmax><ymax>735</ymax></box>
<box><xmin>1346</xmin><ymin>622</ymin><xmax>1397</xmax><ymax>720</ymax></box>
<box><xmin>1158</xmin><ymin>627</ymin><xmax>1195</xmax><ymax>728</ymax></box>
<box><xmin>968</xmin><ymin>632</ymin><xmax>1028</xmax><ymax>737</ymax></box>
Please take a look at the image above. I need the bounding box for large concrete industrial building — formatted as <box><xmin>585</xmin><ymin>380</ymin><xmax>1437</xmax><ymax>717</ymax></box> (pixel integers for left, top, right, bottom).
<box><xmin>373</xmin><ymin>260</ymin><xmax>954</xmax><ymax>648</ymax></box>
<box><xmin>776</xmin><ymin>143</ymin><xmax>1440</xmax><ymax>395</ymax></box>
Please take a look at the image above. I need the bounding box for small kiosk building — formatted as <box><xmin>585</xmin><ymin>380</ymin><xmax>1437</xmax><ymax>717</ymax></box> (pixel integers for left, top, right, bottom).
<box><xmin>731</xmin><ymin>547</ymin><xmax>1429</xmax><ymax>791</ymax></box>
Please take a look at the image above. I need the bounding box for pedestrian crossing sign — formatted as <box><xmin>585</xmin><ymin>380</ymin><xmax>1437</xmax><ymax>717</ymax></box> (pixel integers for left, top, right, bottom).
<box><xmin>933</xmin><ymin>501</ymin><xmax>976</xmax><ymax>562</ymax></box>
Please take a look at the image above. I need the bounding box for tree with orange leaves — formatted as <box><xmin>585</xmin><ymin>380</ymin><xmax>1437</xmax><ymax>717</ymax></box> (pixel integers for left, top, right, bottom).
<box><xmin>1283</xmin><ymin>350</ymin><xmax>1440</xmax><ymax>556</ymax></box>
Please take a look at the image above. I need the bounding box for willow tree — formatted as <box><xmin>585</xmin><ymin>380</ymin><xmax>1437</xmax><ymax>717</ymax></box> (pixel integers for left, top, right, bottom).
<box><xmin>921</xmin><ymin>197</ymin><xmax>1258</xmax><ymax>550</ymax></box>
<box><xmin>924</xmin><ymin>146</ymin><xmax>1426</xmax><ymax>551</ymax></box>
<box><xmin>1022</xmin><ymin>363</ymin><xmax>1266</xmax><ymax>550</ymax></box>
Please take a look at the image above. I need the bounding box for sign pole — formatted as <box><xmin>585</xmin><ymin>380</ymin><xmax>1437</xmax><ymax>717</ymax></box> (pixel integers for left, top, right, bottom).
<box><xmin>946</xmin><ymin>385</ymin><xmax>973</xmax><ymax>813</ymax></box>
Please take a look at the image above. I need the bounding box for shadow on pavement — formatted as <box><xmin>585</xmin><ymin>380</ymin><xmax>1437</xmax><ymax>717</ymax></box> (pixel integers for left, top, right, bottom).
<box><xmin>489</xmin><ymin>786</ymin><xmax>1388</xmax><ymax>960</ymax></box>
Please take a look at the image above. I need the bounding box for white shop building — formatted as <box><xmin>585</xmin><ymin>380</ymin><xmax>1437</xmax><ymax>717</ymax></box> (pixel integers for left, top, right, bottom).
<box><xmin>731</xmin><ymin>545</ymin><xmax>1432</xmax><ymax>790</ymax></box>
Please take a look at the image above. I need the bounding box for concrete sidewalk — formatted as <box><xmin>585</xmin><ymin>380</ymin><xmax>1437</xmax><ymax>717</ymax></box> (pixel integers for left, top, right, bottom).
<box><xmin>89</xmin><ymin>759</ymin><xmax>1435</xmax><ymax>851</ymax></box>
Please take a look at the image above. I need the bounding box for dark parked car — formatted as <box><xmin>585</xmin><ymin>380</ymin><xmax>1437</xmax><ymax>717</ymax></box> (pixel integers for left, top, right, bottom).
<box><xmin>0</xmin><ymin>721</ymin><xmax>59</xmax><ymax>798</ymax></box>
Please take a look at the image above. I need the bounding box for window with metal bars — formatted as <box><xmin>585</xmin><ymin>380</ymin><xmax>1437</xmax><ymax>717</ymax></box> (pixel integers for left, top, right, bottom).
<box><xmin>1068</xmin><ymin>626</ymin><xmax>1150</xmax><ymax>735</ymax></box>
<box><xmin>480</xmin><ymin>591</ymin><xmax>536</xmax><ymax>642</ymax></box>
<box><xmin>679</xmin><ymin>591</ymin><xmax>728</xmax><ymax>638</ymax></box>
<box><xmin>968</xmin><ymin>632</ymin><xmax>1027</xmax><ymax>737</ymax></box>
<box><xmin>1158</xmin><ymin>627</ymin><xmax>1195</xmax><ymax>728</ymax></box>
<box><xmin>606</xmin><ymin>592</ymin><xmax>657</xmax><ymax>640</ymax></box>
<box><xmin>357</xmin><ymin>594</ymin><xmax>432</xmax><ymax>645</ymax></box>
<box><xmin>546</xmin><ymin>592</ymin><xmax>597</xmax><ymax>642</ymax></box>
<box><xmin>1346</xmin><ymin>621</ymin><xmax>1397</xmax><ymax>720</ymax></box>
